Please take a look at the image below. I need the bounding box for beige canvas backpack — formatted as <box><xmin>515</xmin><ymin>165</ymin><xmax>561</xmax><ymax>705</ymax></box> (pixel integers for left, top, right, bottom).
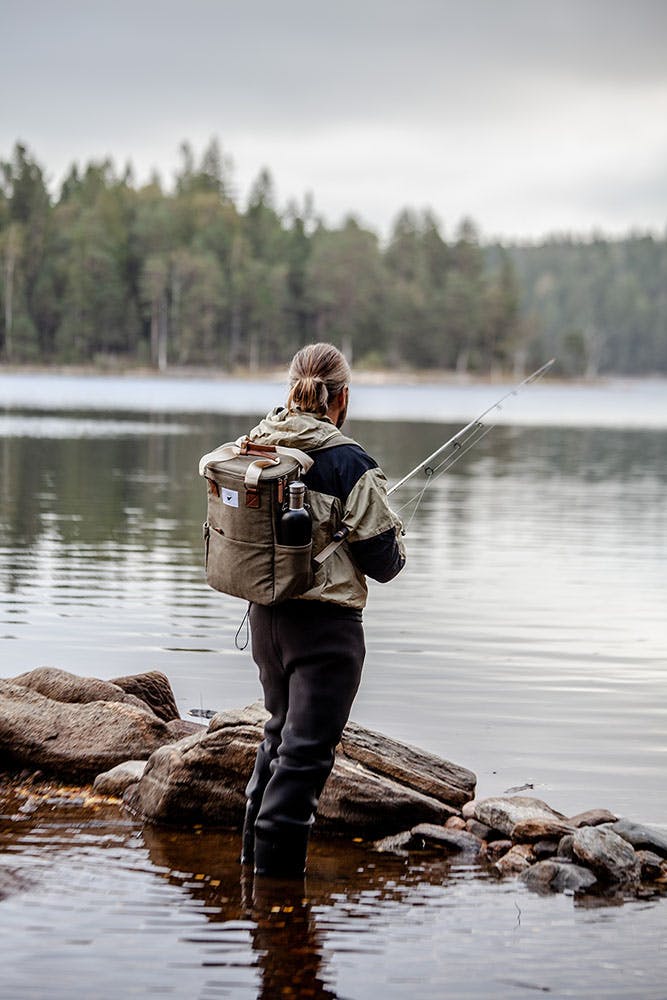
<box><xmin>199</xmin><ymin>436</ymin><xmax>316</xmax><ymax>605</ymax></box>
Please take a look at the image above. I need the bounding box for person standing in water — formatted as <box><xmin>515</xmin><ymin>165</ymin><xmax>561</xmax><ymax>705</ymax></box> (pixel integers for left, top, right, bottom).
<box><xmin>243</xmin><ymin>342</ymin><xmax>406</xmax><ymax>877</ymax></box>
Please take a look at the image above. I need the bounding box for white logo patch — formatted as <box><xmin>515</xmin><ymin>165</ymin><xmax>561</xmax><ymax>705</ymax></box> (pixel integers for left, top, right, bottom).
<box><xmin>222</xmin><ymin>488</ymin><xmax>239</xmax><ymax>508</ymax></box>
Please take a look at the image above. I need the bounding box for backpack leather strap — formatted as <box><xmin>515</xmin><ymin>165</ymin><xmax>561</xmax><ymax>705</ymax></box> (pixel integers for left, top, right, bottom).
<box><xmin>199</xmin><ymin>437</ymin><xmax>314</xmax><ymax>478</ymax></box>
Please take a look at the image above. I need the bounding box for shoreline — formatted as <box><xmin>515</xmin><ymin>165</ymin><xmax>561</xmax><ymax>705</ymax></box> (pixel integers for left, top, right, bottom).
<box><xmin>0</xmin><ymin>360</ymin><xmax>631</xmax><ymax>388</ymax></box>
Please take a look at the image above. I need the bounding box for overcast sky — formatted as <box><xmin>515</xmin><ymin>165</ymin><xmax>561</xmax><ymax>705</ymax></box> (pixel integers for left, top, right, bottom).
<box><xmin>2</xmin><ymin>0</ymin><xmax>666</xmax><ymax>240</ymax></box>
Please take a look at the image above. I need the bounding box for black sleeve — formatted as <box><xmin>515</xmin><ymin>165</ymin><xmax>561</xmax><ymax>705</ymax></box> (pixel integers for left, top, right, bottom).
<box><xmin>348</xmin><ymin>528</ymin><xmax>406</xmax><ymax>583</ymax></box>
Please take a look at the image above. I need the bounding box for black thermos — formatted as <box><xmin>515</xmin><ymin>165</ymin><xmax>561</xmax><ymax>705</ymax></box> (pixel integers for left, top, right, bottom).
<box><xmin>279</xmin><ymin>482</ymin><xmax>312</xmax><ymax>545</ymax></box>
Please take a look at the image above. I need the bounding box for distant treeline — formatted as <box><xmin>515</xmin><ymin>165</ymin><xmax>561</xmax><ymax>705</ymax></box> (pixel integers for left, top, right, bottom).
<box><xmin>1</xmin><ymin>140</ymin><xmax>665</xmax><ymax>375</ymax></box>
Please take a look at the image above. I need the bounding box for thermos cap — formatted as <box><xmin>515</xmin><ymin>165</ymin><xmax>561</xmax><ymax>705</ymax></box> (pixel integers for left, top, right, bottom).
<box><xmin>289</xmin><ymin>481</ymin><xmax>306</xmax><ymax>495</ymax></box>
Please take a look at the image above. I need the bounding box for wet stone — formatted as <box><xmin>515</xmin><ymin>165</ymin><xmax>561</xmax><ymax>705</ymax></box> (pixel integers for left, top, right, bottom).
<box><xmin>445</xmin><ymin>816</ymin><xmax>467</xmax><ymax>831</ymax></box>
<box><xmin>520</xmin><ymin>859</ymin><xmax>560</xmax><ymax>891</ymax></box>
<box><xmin>568</xmin><ymin>808</ymin><xmax>618</xmax><ymax>828</ymax></box>
<box><xmin>110</xmin><ymin>670</ymin><xmax>180</xmax><ymax>722</ymax></box>
<box><xmin>522</xmin><ymin>860</ymin><xmax>597</xmax><ymax>895</ymax></box>
<box><xmin>473</xmin><ymin>796</ymin><xmax>569</xmax><ymax>839</ymax></box>
<box><xmin>636</xmin><ymin>850</ymin><xmax>664</xmax><ymax>881</ymax></box>
<box><xmin>511</xmin><ymin>817</ymin><xmax>575</xmax><ymax>842</ymax></box>
<box><xmin>410</xmin><ymin>823</ymin><xmax>483</xmax><ymax>856</ymax></box>
<box><xmin>17</xmin><ymin>797</ymin><xmax>39</xmax><ymax>815</ymax></box>
<box><xmin>0</xmin><ymin>867</ymin><xmax>26</xmax><ymax>901</ymax></box>
<box><xmin>129</xmin><ymin>703</ymin><xmax>467</xmax><ymax>834</ymax></box>
<box><xmin>552</xmin><ymin>862</ymin><xmax>598</xmax><ymax>894</ymax></box>
<box><xmin>340</xmin><ymin>720</ymin><xmax>476</xmax><ymax>809</ymax></box>
<box><xmin>608</xmin><ymin>819</ymin><xmax>667</xmax><ymax>859</ymax></box>
<box><xmin>494</xmin><ymin>844</ymin><xmax>535</xmax><ymax>876</ymax></box>
<box><xmin>372</xmin><ymin>830</ymin><xmax>413</xmax><ymax>855</ymax></box>
<box><xmin>0</xmin><ymin>677</ymin><xmax>175</xmax><ymax>779</ymax></box>
<box><xmin>557</xmin><ymin>834</ymin><xmax>575</xmax><ymax>860</ymax></box>
<box><xmin>461</xmin><ymin>800</ymin><xmax>476</xmax><ymax>820</ymax></box>
<box><xmin>466</xmin><ymin>818</ymin><xmax>493</xmax><ymax>840</ymax></box>
<box><xmin>572</xmin><ymin>827</ymin><xmax>640</xmax><ymax>884</ymax></box>
<box><xmin>533</xmin><ymin>839</ymin><xmax>559</xmax><ymax>861</ymax></box>
<box><xmin>93</xmin><ymin>760</ymin><xmax>148</xmax><ymax>796</ymax></box>
<box><xmin>481</xmin><ymin>839</ymin><xmax>513</xmax><ymax>863</ymax></box>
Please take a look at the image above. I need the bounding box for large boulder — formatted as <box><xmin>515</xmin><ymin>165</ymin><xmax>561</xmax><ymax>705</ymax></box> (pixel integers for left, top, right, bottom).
<box><xmin>0</xmin><ymin>679</ymin><xmax>175</xmax><ymax>778</ymax></box>
<box><xmin>123</xmin><ymin>711</ymin><xmax>261</xmax><ymax>826</ymax></box>
<box><xmin>11</xmin><ymin>667</ymin><xmax>151</xmax><ymax>714</ymax></box>
<box><xmin>123</xmin><ymin>703</ymin><xmax>475</xmax><ymax>835</ymax></box>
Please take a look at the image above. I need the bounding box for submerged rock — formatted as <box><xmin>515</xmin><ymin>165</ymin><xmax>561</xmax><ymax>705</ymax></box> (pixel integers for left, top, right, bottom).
<box><xmin>410</xmin><ymin>823</ymin><xmax>483</xmax><ymax>856</ymax></box>
<box><xmin>521</xmin><ymin>860</ymin><xmax>597</xmax><ymax>895</ymax></box>
<box><xmin>572</xmin><ymin>827</ymin><xmax>640</xmax><ymax>884</ymax></box>
<box><xmin>0</xmin><ymin>679</ymin><xmax>174</xmax><ymax>778</ymax></box>
<box><xmin>0</xmin><ymin>866</ymin><xmax>27</xmax><ymax>901</ymax></box>
<box><xmin>124</xmin><ymin>703</ymin><xmax>472</xmax><ymax>834</ymax></box>
<box><xmin>373</xmin><ymin>830</ymin><xmax>414</xmax><ymax>854</ymax></box>
<box><xmin>373</xmin><ymin>822</ymin><xmax>483</xmax><ymax>857</ymax></box>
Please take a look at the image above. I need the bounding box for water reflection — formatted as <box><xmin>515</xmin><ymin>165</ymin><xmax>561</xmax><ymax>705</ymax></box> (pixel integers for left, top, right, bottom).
<box><xmin>1</xmin><ymin>409</ymin><xmax>666</xmax><ymax>818</ymax></box>
<box><xmin>2</xmin><ymin>776</ymin><xmax>667</xmax><ymax>999</ymax></box>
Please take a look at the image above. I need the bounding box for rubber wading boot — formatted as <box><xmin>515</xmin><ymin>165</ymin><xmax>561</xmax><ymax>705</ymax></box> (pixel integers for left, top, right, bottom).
<box><xmin>240</xmin><ymin>802</ymin><xmax>257</xmax><ymax>865</ymax></box>
<box><xmin>253</xmin><ymin>828</ymin><xmax>309</xmax><ymax>878</ymax></box>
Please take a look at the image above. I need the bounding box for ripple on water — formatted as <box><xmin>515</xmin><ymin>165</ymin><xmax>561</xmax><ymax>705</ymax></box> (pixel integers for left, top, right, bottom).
<box><xmin>2</xmin><ymin>788</ymin><xmax>667</xmax><ymax>1000</ymax></box>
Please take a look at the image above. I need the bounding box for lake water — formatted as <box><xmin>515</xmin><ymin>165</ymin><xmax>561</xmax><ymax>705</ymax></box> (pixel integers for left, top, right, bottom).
<box><xmin>1</xmin><ymin>372</ymin><xmax>666</xmax><ymax>998</ymax></box>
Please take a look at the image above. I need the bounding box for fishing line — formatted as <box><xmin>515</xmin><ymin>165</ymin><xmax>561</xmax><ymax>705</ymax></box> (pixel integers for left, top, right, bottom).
<box><xmin>388</xmin><ymin>360</ymin><xmax>556</xmax><ymax>526</ymax></box>
<box><xmin>394</xmin><ymin>419</ymin><xmax>496</xmax><ymax>523</ymax></box>
<box><xmin>395</xmin><ymin>421</ymin><xmax>486</xmax><ymax>521</ymax></box>
<box><xmin>316</xmin><ymin>361</ymin><xmax>555</xmax><ymax>560</ymax></box>
<box><xmin>387</xmin><ymin>358</ymin><xmax>554</xmax><ymax>501</ymax></box>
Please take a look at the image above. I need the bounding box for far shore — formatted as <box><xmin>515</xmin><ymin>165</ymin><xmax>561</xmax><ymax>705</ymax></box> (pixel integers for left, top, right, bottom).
<box><xmin>0</xmin><ymin>361</ymin><xmax>627</xmax><ymax>388</ymax></box>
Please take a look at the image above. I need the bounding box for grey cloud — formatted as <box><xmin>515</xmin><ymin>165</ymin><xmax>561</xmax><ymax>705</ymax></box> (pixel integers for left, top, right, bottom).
<box><xmin>2</xmin><ymin>0</ymin><xmax>665</xmax><ymax>237</ymax></box>
<box><xmin>3</xmin><ymin>0</ymin><xmax>667</xmax><ymax>131</ymax></box>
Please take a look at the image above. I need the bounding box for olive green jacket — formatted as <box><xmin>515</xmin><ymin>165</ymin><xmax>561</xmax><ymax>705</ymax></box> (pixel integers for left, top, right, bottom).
<box><xmin>249</xmin><ymin>408</ymin><xmax>406</xmax><ymax>609</ymax></box>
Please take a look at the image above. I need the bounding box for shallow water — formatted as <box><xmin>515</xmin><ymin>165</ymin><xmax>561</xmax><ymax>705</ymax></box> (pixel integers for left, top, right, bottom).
<box><xmin>1</xmin><ymin>782</ymin><xmax>666</xmax><ymax>1000</ymax></box>
<box><xmin>1</xmin><ymin>374</ymin><xmax>666</xmax><ymax>997</ymax></box>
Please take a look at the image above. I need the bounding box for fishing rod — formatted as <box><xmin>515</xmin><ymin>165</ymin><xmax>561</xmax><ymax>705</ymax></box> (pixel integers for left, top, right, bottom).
<box><xmin>314</xmin><ymin>358</ymin><xmax>555</xmax><ymax>564</ymax></box>
<box><xmin>387</xmin><ymin>357</ymin><xmax>556</xmax><ymax>498</ymax></box>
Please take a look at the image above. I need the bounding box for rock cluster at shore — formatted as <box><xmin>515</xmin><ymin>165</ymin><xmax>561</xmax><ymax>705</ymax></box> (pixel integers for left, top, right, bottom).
<box><xmin>1</xmin><ymin>668</ymin><xmax>666</xmax><ymax>902</ymax></box>
<box><xmin>374</xmin><ymin>796</ymin><xmax>667</xmax><ymax>897</ymax></box>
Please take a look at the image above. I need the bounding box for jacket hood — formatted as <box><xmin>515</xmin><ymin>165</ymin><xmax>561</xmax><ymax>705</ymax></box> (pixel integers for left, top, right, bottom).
<box><xmin>249</xmin><ymin>407</ymin><xmax>343</xmax><ymax>452</ymax></box>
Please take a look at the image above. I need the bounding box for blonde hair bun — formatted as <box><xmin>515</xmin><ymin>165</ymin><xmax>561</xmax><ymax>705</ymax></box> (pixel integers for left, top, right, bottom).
<box><xmin>287</xmin><ymin>343</ymin><xmax>351</xmax><ymax>416</ymax></box>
